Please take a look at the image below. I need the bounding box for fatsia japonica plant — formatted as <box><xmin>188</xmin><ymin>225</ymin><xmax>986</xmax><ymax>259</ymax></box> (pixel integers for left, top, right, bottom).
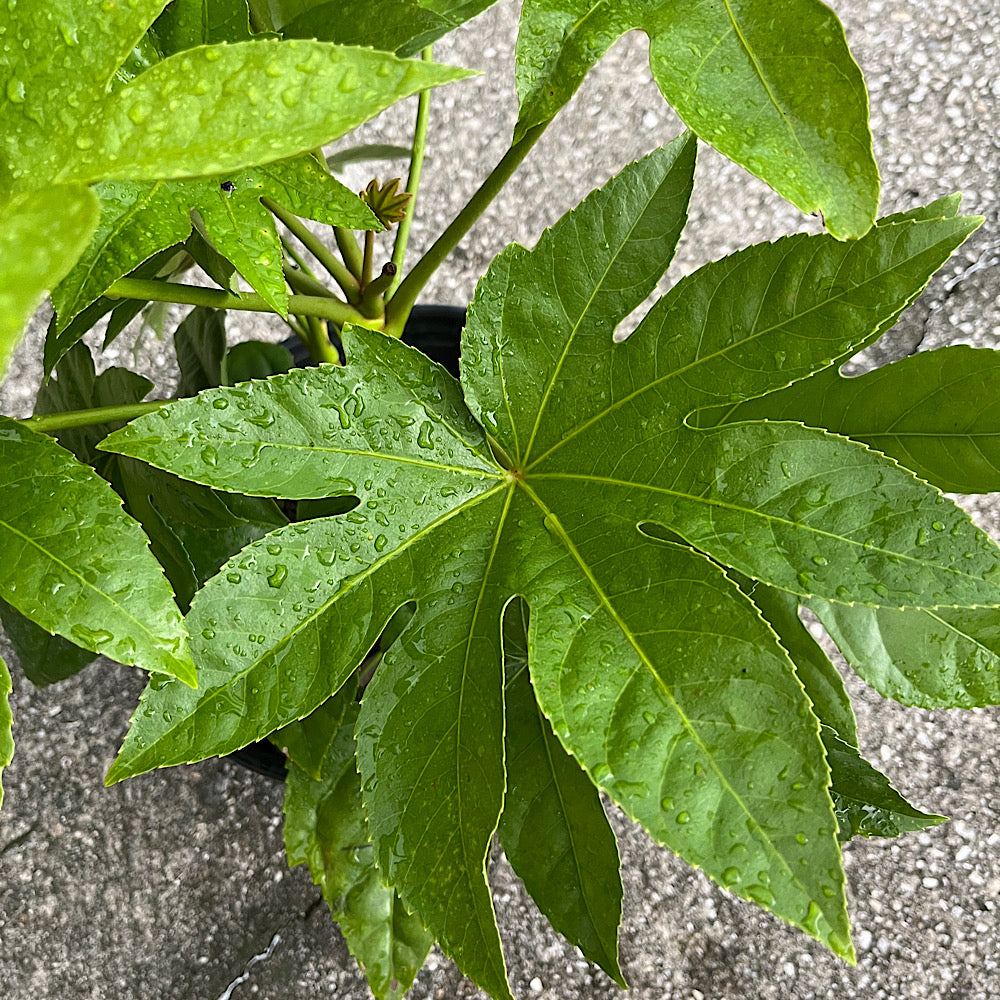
<box><xmin>1</xmin><ymin>0</ymin><xmax>998</xmax><ymax>997</ymax></box>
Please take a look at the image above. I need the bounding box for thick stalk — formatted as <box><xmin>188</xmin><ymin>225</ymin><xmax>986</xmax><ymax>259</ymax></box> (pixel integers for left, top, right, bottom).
<box><xmin>23</xmin><ymin>400</ymin><xmax>170</xmax><ymax>433</ymax></box>
<box><xmin>388</xmin><ymin>46</ymin><xmax>433</xmax><ymax>296</ymax></box>
<box><xmin>335</xmin><ymin>227</ymin><xmax>365</xmax><ymax>279</ymax></box>
<box><xmin>304</xmin><ymin>315</ymin><xmax>342</xmax><ymax>365</ymax></box>
<box><xmin>106</xmin><ymin>277</ymin><xmax>383</xmax><ymax>329</ymax></box>
<box><xmin>384</xmin><ymin>123</ymin><xmax>548</xmax><ymax>338</ymax></box>
<box><xmin>263</xmin><ymin>197</ymin><xmax>361</xmax><ymax>302</ymax></box>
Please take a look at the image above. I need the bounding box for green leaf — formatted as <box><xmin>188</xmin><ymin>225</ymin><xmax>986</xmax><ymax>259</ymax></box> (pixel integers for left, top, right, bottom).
<box><xmin>223</xmin><ymin>341</ymin><xmax>294</xmax><ymax>384</ymax></box>
<box><xmin>34</xmin><ymin>342</ymin><xmax>154</xmax><ymax>471</ymax></box>
<box><xmin>150</xmin><ymin>0</ymin><xmax>252</xmax><ymax>51</ymax></box>
<box><xmin>0</xmin><ymin>0</ymin><xmax>169</xmax><ymax>192</ymax></box>
<box><xmin>0</xmin><ymin>185</ymin><xmax>101</xmax><ymax>377</ymax></box>
<box><xmin>722</xmin><ymin>346</ymin><xmax>1000</xmax><ymax>495</ymax></box>
<box><xmin>284</xmin><ymin>698</ymin><xmax>435</xmax><ymax>999</ymax></box>
<box><xmin>822</xmin><ymin>729</ymin><xmax>945</xmax><ymax>841</ymax></box>
<box><xmin>65</xmin><ymin>40</ymin><xmax>473</xmax><ymax>185</ymax></box>
<box><xmin>500</xmin><ymin>605</ymin><xmax>625</xmax><ymax>986</ymax></box>
<box><xmin>0</xmin><ymin>598</ymin><xmax>96</xmax><ymax>689</ymax></box>
<box><xmin>0</xmin><ymin>654</ymin><xmax>12</xmax><ymax>811</ymax></box>
<box><xmin>98</xmin><ymin>145</ymin><xmax>994</xmax><ymax>979</ymax></box>
<box><xmin>739</xmin><ymin>579</ymin><xmax>857</xmax><ymax>746</ymax></box>
<box><xmin>175</xmin><ymin>307</ymin><xmax>227</xmax><ymax>397</ymax></box>
<box><xmin>0</xmin><ymin>418</ymin><xmax>195</xmax><ymax>685</ymax></box>
<box><xmin>808</xmin><ymin>599</ymin><xmax>1000</xmax><ymax>710</ymax></box>
<box><xmin>271</xmin><ymin>692</ymin><xmax>351</xmax><ymax>780</ymax></box>
<box><xmin>514</xmin><ymin>0</ymin><xmax>878</xmax><ymax>237</ymax></box>
<box><xmin>53</xmin><ymin>158</ymin><xmax>377</xmax><ymax>330</ymax></box>
<box><xmin>280</xmin><ymin>0</ymin><xmax>498</xmax><ymax>57</ymax></box>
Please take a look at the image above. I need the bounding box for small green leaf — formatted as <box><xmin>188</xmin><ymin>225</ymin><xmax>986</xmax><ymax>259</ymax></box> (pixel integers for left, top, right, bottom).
<box><xmin>808</xmin><ymin>599</ymin><xmax>1000</xmax><ymax>709</ymax></box>
<box><xmin>725</xmin><ymin>346</ymin><xmax>1000</xmax><ymax>495</ymax></box>
<box><xmin>514</xmin><ymin>0</ymin><xmax>878</xmax><ymax>237</ymax></box>
<box><xmin>66</xmin><ymin>40</ymin><xmax>473</xmax><ymax>185</ymax></box>
<box><xmin>0</xmin><ymin>418</ymin><xmax>195</xmax><ymax>686</ymax></box>
<box><xmin>500</xmin><ymin>607</ymin><xmax>625</xmax><ymax>985</ymax></box>
<box><xmin>0</xmin><ymin>598</ymin><xmax>95</xmax><ymax>689</ymax></box>
<box><xmin>150</xmin><ymin>0</ymin><xmax>252</xmax><ymax>51</ymax></box>
<box><xmin>0</xmin><ymin>654</ymin><xmax>12</xmax><ymax>811</ymax></box>
<box><xmin>823</xmin><ymin>729</ymin><xmax>945</xmax><ymax>841</ymax></box>
<box><xmin>283</xmin><ymin>698</ymin><xmax>434</xmax><ymax>1000</ymax></box>
<box><xmin>223</xmin><ymin>341</ymin><xmax>294</xmax><ymax>384</ymax></box>
<box><xmin>0</xmin><ymin>185</ymin><xmax>101</xmax><ymax>377</ymax></box>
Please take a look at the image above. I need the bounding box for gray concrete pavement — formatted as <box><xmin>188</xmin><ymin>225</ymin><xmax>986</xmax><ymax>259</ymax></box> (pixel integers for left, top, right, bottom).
<box><xmin>1</xmin><ymin>1</ymin><xmax>999</xmax><ymax>997</ymax></box>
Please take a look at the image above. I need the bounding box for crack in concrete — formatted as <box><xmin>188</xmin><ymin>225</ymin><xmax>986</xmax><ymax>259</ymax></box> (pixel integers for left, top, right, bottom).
<box><xmin>214</xmin><ymin>931</ymin><xmax>282</xmax><ymax>1000</ymax></box>
<box><xmin>0</xmin><ymin>821</ymin><xmax>37</xmax><ymax>859</ymax></box>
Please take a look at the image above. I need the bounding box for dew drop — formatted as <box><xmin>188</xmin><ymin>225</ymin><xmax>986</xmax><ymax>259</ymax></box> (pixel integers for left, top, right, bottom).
<box><xmin>374</xmin><ymin>534</ymin><xmax>388</xmax><ymax>552</ymax></box>
<box><xmin>267</xmin><ymin>564</ymin><xmax>288</xmax><ymax>588</ymax></box>
<box><xmin>676</xmin><ymin>811</ymin><xmax>691</xmax><ymax>825</ymax></box>
<box><xmin>201</xmin><ymin>445</ymin><xmax>218</xmax><ymax>466</ymax></box>
<box><xmin>212</xmin><ymin>397</ymin><xmax>229</xmax><ymax>410</ymax></box>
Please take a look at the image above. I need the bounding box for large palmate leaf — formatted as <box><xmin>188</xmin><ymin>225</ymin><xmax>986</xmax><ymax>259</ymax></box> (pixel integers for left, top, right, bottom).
<box><xmin>279</xmin><ymin>0</ymin><xmax>499</xmax><ymax>57</ymax></box>
<box><xmin>0</xmin><ymin>419</ymin><xmax>194</xmax><ymax>686</ymax></box>
<box><xmin>514</xmin><ymin>0</ymin><xmax>878</xmax><ymax>238</ymax></box>
<box><xmin>0</xmin><ymin>654</ymin><xmax>12</xmax><ymax>810</ymax></box>
<box><xmin>101</xmin><ymin>138</ymin><xmax>994</xmax><ymax>993</ymax></box>
<box><xmin>51</xmin><ymin>155</ymin><xmax>380</xmax><ymax>336</ymax></box>
<box><xmin>284</xmin><ymin>696</ymin><xmax>435</xmax><ymax>1000</ymax></box>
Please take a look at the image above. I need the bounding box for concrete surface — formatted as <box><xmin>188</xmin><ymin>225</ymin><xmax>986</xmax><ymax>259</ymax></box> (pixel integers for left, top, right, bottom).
<box><xmin>1</xmin><ymin>1</ymin><xmax>999</xmax><ymax>998</ymax></box>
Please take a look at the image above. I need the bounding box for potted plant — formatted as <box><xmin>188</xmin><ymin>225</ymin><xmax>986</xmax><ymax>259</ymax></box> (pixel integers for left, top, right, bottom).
<box><xmin>1</xmin><ymin>1</ymin><xmax>998</xmax><ymax>997</ymax></box>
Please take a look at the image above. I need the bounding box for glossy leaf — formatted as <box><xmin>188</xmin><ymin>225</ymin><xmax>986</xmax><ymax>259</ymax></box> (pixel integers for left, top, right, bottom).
<box><xmin>281</xmin><ymin>0</ymin><xmax>498</xmax><ymax>57</ymax></box>
<box><xmin>0</xmin><ymin>654</ymin><xmax>12</xmax><ymax>811</ymax></box>
<box><xmin>822</xmin><ymin>729</ymin><xmax>945</xmax><ymax>840</ymax></box>
<box><xmin>53</xmin><ymin>157</ymin><xmax>378</xmax><ymax>330</ymax></box>
<box><xmin>724</xmin><ymin>346</ymin><xmax>1000</xmax><ymax>495</ymax></box>
<box><xmin>500</xmin><ymin>616</ymin><xmax>625</xmax><ymax>985</ymax></box>
<box><xmin>514</xmin><ymin>0</ymin><xmax>878</xmax><ymax>237</ymax></box>
<box><xmin>809</xmin><ymin>599</ymin><xmax>1000</xmax><ymax>710</ymax></box>
<box><xmin>65</xmin><ymin>40</ymin><xmax>472</xmax><ymax>186</ymax></box>
<box><xmin>0</xmin><ymin>598</ymin><xmax>95</xmax><ymax>689</ymax></box>
<box><xmin>100</xmin><ymin>144</ymin><xmax>995</xmax><ymax>987</ymax></box>
<box><xmin>0</xmin><ymin>185</ymin><xmax>101</xmax><ymax>376</ymax></box>
<box><xmin>150</xmin><ymin>0</ymin><xmax>252</xmax><ymax>52</ymax></box>
<box><xmin>283</xmin><ymin>698</ymin><xmax>434</xmax><ymax>999</ymax></box>
<box><xmin>0</xmin><ymin>419</ymin><xmax>194</xmax><ymax>686</ymax></box>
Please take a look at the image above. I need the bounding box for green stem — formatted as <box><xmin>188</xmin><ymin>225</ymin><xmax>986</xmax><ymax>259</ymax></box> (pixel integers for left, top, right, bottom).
<box><xmin>263</xmin><ymin>197</ymin><xmax>361</xmax><ymax>302</ymax></box>
<box><xmin>304</xmin><ymin>315</ymin><xmax>342</xmax><ymax>365</ymax></box>
<box><xmin>359</xmin><ymin>262</ymin><xmax>398</xmax><ymax>320</ymax></box>
<box><xmin>106</xmin><ymin>277</ymin><xmax>382</xmax><ymax>330</ymax></box>
<box><xmin>362</xmin><ymin>230</ymin><xmax>375</xmax><ymax>289</ymax></box>
<box><xmin>384</xmin><ymin>122</ymin><xmax>548</xmax><ymax>338</ymax></box>
<box><xmin>388</xmin><ymin>45</ymin><xmax>433</xmax><ymax>297</ymax></box>
<box><xmin>335</xmin><ymin>226</ymin><xmax>365</xmax><ymax>280</ymax></box>
<box><xmin>23</xmin><ymin>400</ymin><xmax>171</xmax><ymax>433</ymax></box>
<box><xmin>283</xmin><ymin>262</ymin><xmax>336</xmax><ymax>300</ymax></box>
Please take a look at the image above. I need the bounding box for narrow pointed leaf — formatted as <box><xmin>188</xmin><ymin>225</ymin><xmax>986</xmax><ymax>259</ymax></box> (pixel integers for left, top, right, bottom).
<box><xmin>514</xmin><ymin>0</ymin><xmax>877</xmax><ymax>237</ymax></box>
<box><xmin>0</xmin><ymin>185</ymin><xmax>100</xmax><ymax>376</ymax></box>
<box><xmin>740</xmin><ymin>579</ymin><xmax>857</xmax><ymax>746</ymax></box>
<box><xmin>724</xmin><ymin>346</ymin><xmax>1000</xmax><ymax>495</ymax></box>
<box><xmin>822</xmin><ymin>730</ymin><xmax>945</xmax><ymax>841</ymax></box>
<box><xmin>0</xmin><ymin>419</ymin><xmax>194</xmax><ymax>685</ymax></box>
<box><xmin>0</xmin><ymin>598</ymin><xmax>95</xmax><ymax>688</ymax></box>
<box><xmin>66</xmin><ymin>40</ymin><xmax>473</xmax><ymax>185</ymax></box>
<box><xmin>0</xmin><ymin>654</ymin><xmax>12</xmax><ymax>811</ymax></box>
<box><xmin>523</xmin><ymin>506</ymin><xmax>851</xmax><ymax>958</ymax></box>
<box><xmin>356</xmin><ymin>494</ymin><xmax>513</xmax><ymax>1000</ymax></box>
<box><xmin>284</xmin><ymin>699</ymin><xmax>434</xmax><ymax>1000</ymax></box>
<box><xmin>500</xmin><ymin>641</ymin><xmax>625</xmax><ymax>985</ymax></box>
<box><xmin>809</xmin><ymin>599</ymin><xmax>1000</xmax><ymax>709</ymax></box>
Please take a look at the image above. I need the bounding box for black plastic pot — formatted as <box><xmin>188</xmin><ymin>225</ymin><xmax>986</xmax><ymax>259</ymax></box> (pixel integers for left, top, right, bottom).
<box><xmin>227</xmin><ymin>304</ymin><xmax>466</xmax><ymax>781</ymax></box>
